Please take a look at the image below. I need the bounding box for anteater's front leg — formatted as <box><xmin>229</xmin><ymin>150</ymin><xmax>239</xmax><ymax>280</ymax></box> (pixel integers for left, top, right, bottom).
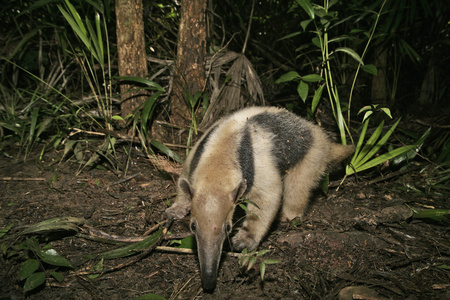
<box><xmin>232</xmin><ymin>181</ymin><xmax>282</xmax><ymax>251</ymax></box>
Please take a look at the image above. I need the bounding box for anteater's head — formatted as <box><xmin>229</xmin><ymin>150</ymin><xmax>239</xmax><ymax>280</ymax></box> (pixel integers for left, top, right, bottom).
<box><xmin>178</xmin><ymin>178</ymin><xmax>246</xmax><ymax>292</ymax></box>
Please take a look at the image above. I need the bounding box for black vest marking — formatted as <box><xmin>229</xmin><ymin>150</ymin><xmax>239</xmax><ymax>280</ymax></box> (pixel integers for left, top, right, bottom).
<box><xmin>238</xmin><ymin>126</ymin><xmax>254</xmax><ymax>195</ymax></box>
<box><xmin>189</xmin><ymin>125</ymin><xmax>219</xmax><ymax>180</ymax></box>
<box><xmin>249</xmin><ymin>111</ymin><xmax>313</xmax><ymax>174</ymax></box>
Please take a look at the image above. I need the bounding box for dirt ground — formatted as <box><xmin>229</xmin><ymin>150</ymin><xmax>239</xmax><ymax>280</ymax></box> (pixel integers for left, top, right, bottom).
<box><xmin>0</xmin><ymin>150</ymin><xmax>449</xmax><ymax>300</ymax></box>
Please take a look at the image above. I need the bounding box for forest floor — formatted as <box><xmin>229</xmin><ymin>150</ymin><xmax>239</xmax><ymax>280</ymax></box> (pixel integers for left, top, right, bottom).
<box><xmin>0</xmin><ymin>149</ymin><xmax>449</xmax><ymax>300</ymax></box>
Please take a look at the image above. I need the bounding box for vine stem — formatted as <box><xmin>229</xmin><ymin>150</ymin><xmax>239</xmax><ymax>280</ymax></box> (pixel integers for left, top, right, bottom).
<box><xmin>347</xmin><ymin>0</ymin><xmax>388</xmax><ymax>128</ymax></box>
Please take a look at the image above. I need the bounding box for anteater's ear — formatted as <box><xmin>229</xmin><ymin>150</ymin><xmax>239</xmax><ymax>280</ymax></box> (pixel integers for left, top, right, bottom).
<box><xmin>231</xmin><ymin>179</ymin><xmax>247</xmax><ymax>203</ymax></box>
<box><xmin>178</xmin><ymin>178</ymin><xmax>195</xmax><ymax>200</ymax></box>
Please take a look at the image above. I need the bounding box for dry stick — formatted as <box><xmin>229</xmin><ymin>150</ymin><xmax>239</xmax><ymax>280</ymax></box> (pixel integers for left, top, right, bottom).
<box><xmin>241</xmin><ymin>0</ymin><xmax>255</xmax><ymax>54</ymax></box>
<box><xmin>143</xmin><ymin>220</ymin><xmax>168</xmax><ymax>236</ymax></box>
<box><xmin>80</xmin><ymin>225</ymin><xmax>146</xmax><ymax>244</ymax></box>
<box><xmin>364</xmin><ymin>165</ymin><xmax>423</xmax><ymax>186</ymax></box>
<box><xmin>107</xmin><ymin>172</ymin><xmax>141</xmax><ymax>188</ymax></box>
<box><xmin>0</xmin><ymin>177</ymin><xmax>46</xmax><ymax>181</ymax></box>
<box><xmin>79</xmin><ymin>220</ymin><xmax>168</xmax><ymax>244</ymax></box>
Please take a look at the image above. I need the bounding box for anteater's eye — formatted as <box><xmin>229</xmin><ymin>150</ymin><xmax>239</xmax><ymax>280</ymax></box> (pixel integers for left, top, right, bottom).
<box><xmin>226</xmin><ymin>224</ymin><xmax>231</xmax><ymax>233</ymax></box>
<box><xmin>190</xmin><ymin>222</ymin><xmax>197</xmax><ymax>232</ymax></box>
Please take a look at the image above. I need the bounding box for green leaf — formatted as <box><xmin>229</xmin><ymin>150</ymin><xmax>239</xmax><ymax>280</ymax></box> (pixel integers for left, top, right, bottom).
<box><xmin>112</xmin><ymin>115</ymin><xmax>124</xmax><ymax>121</ymax></box>
<box><xmin>176</xmin><ymin>235</ymin><xmax>196</xmax><ymax>249</ymax></box>
<box><xmin>150</xmin><ymin>139</ymin><xmax>183</xmax><ymax>164</ymax></box>
<box><xmin>348</xmin><ymin>146</ymin><xmax>411</xmax><ymax>175</ymax></box>
<box><xmin>300</xmin><ymin>19</ymin><xmax>312</xmax><ymax>31</ymax></box>
<box><xmin>29</xmin><ymin>107</ymin><xmax>39</xmax><ymax>142</ymax></box>
<box><xmin>275</xmin><ymin>71</ymin><xmax>300</xmax><ymax>84</ymax></box>
<box><xmin>58</xmin><ymin>1</ymin><xmax>94</xmax><ymax>59</ymax></box>
<box><xmin>297</xmin><ymin>81</ymin><xmax>308</xmax><ymax>102</ymax></box>
<box><xmin>312</xmin><ymin>37</ymin><xmax>321</xmax><ymax>48</ymax></box>
<box><xmin>116</xmin><ymin>76</ymin><xmax>165</xmax><ymax>92</ymax></box>
<box><xmin>295</xmin><ymin>0</ymin><xmax>314</xmax><ymax>19</ymax></box>
<box><xmin>20</xmin><ymin>217</ymin><xmax>84</xmax><ymax>236</ymax></box>
<box><xmin>334</xmin><ymin>47</ymin><xmax>364</xmax><ymax>65</ymax></box>
<box><xmin>37</xmin><ymin>249</ymin><xmax>73</xmax><ymax>268</ymax></box>
<box><xmin>50</xmin><ymin>271</ymin><xmax>65</xmax><ymax>282</ymax></box>
<box><xmin>359</xmin><ymin>119</ymin><xmax>402</xmax><ymax>167</ymax></box>
<box><xmin>301</xmin><ymin>74</ymin><xmax>323</xmax><ymax>82</ymax></box>
<box><xmin>85</xmin><ymin>17</ymin><xmax>102</xmax><ymax>65</ymax></box>
<box><xmin>361</xmin><ymin>64</ymin><xmax>377</xmax><ymax>75</ymax></box>
<box><xmin>35</xmin><ymin>117</ymin><xmax>52</xmax><ymax>141</ymax></box>
<box><xmin>243</xmin><ymin>200</ymin><xmax>260</xmax><ymax>209</ymax></box>
<box><xmin>95</xmin><ymin>12</ymin><xmax>104</xmax><ymax>64</ymax></box>
<box><xmin>260</xmin><ymin>261</ymin><xmax>266</xmax><ymax>281</ymax></box>
<box><xmin>380</xmin><ymin>108</ymin><xmax>392</xmax><ymax>118</ymax></box>
<box><xmin>351</xmin><ymin>120</ymin><xmax>385</xmax><ymax>167</ymax></box>
<box><xmin>18</xmin><ymin>0</ymin><xmax>58</xmax><ymax>16</ymax></box>
<box><xmin>412</xmin><ymin>209</ymin><xmax>450</xmax><ymax>223</ymax></box>
<box><xmin>311</xmin><ymin>84</ymin><xmax>324</xmax><ymax>113</ymax></box>
<box><xmin>357</xmin><ymin>105</ymin><xmax>377</xmax><ymax>115</ymax></box>
<box><xmin>256</xmin><ymin>249</ymin><xmax>270</xmax><ymax>257</ymax></box>
<box><xmin>239</xmin><ymin>203</ymin><xmax>249</xmax><ymax>211</ymax></box>
<box><xmin>438</xmin><ymin>265</ymin><xmax>450</xmax><ymax>270</ymax></box>
<box><xmin>84</xmin><ymin>228</ymin><xmax>162</xmax><ymax>260</ymax></box>
<box><xmin>263</xmin><ymin>259</ymin><xmax>281</xmax><ymax>265</ymax></box>
<box><xmin>347</xmin><ymin>119</ymin><xmax>412</xmax><ymax>175</ymax></box>
<box><xmin>140</xmin><ymin>91</ymin><xmax>163</xmax><ymax>140</ymax></box>
<box><xmin>278</xmin><ymin>31</ymin><xmax>302</xmax><ymax>41</ymax></box>
<box><xmin>19</xmin><ymin>259</ymin><xmax>40</xmax><ymax>280</ymax></box>
<box><xmin>362</xmin><ymin>110</ymin><xmax>373</xmax><ymax>123</ymax></box>
<box><xmin>247</xmin><ymin>256</ymin><xmax>257</xmax><ymax>270</ymax></box>
<box><xmin>240</xmin><ymin>254</ymin><xmax>250</xmax><ymax>267</ymax></box>
<box><xmin>23</xmin><ymin>272</ymin><xmax>46</xmax><ymax>292</ymax></box>
<box><xmin>0</xmin><ymin>224</ymin><xmax>13</xmax><ymax>238</ymax></box>
<box><xmin>88</xmin><ymin>258</ymin><xmax>104</xmax><ymax>279</ymax></box>
<box><xmin>320</xmin><ymin>173</ymin><xmax>329</xmax><ymax>195</ymax></box>
<box><xmin>134</xmin><ymin>294</ymin><xmax>167</xmax><ymax>300</ymax></box>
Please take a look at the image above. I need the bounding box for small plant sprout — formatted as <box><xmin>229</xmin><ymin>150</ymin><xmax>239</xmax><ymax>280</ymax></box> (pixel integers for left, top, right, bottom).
<box><xmin>238</xmin><ymin>248</ymin><xmax>281</xmax><ymax>281</ymax></box>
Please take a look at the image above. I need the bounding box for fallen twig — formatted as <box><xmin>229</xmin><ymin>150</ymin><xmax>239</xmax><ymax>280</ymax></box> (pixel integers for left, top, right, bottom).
<box><xmin>364</xmin><ymin>165</ymin><xmax>423</xmax><ymax>185</ymax></box>
<box><xmin>0</xmin><ymin>177</ymin><xmax>46</xmax><ymax>181</ymax></box>
<box><xmin>107</xmin><ymin>173</ymin><xmax>141</xmax><ymax>188</ymax></box>
<box><xmin>79</xmin><ymin>220</ymin><xmax>168</xmax><ymax>244</ymax></box>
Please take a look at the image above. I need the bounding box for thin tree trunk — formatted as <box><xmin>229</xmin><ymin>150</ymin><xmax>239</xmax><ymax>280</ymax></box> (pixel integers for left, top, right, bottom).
<box><xmin>116</xmin><ymin>0</ymin><xmax>148</xmax><ymax>120</ymax></box>
<box><xmin>371</xmin><ymin>47</ymin><xmax>388</xmax><ymax>107</ymax></box>
<box><xmin>171</xmin><ymin>0</ymin><xmax>207</xmax><ymax>128</ymax></box>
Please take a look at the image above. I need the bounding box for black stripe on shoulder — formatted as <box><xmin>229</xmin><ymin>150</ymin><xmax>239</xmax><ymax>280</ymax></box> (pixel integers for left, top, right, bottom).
<box><xmin>238</xmin><ymin>126</ymin><xmax>254</xmax><ymax>194</ymax></box>
<box><xmin>189</xmin><ymin>124</ymin><xmax>219</xmax><ymax>179</ymax></box>
<box><xmin>249</xmin><ymin>111</ymin><xmax>313</xmax><ymax>173</ymax></box>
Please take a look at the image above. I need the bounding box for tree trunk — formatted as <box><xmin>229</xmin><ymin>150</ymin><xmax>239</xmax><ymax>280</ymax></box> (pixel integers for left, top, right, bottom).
<box><xmin>371</xmin><ymin>47</ymin><xmax>388</xmax><ymax>107</ymax></box>
<box><xmin>171</xmin><ymin>0</ymin><xmax>207</xmax><ymax>128</ymax></box>
<box><xmin>115</xmin><ymin>0</ymin><xmax>148</xmax><ymax>120</ymax></box>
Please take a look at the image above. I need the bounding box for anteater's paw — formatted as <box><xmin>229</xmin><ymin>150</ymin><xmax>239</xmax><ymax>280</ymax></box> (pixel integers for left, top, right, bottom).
<box><xmin>165</xmin><ymin>202</ymin><xmax>191</xmax><ymax>219</ymax></box>
<box><xmin>232</xmin><ymin>229</ymin><xmax>258</xmax><ymax>252</ymax></box>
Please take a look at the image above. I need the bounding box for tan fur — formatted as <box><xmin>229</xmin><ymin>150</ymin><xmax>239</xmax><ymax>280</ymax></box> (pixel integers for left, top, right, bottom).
<box><xmin>165</xmin><ymin>106</ymin><xmax>354</xmax><ymax>291</ymax></box>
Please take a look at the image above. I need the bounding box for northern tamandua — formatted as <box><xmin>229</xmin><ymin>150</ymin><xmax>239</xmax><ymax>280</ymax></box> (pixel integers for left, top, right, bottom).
<box><xmin>166</xmin><ymin>106</ymin><xmax>354</xmax><ymax>292</ymax></box>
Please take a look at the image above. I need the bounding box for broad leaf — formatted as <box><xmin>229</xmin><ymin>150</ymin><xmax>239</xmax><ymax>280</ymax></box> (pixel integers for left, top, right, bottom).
<box><xmin>84</xmin><ymin>228</ymin><xmax>162</xmax><ymax>260</ymax></box>
<box><xmin>295</xmin><ymin>0</ymin><xmax>314</xmax><ymax>19</ymax></box>
<box><xmin>334</xmin><ymin>47</ymin><xmax>364</xmax><ymax>65</ymax></box>
<box><xmin>297</xmin><ymin>80</ymin><xmax>308</xmax><ymax>102</ymax></box>
<box><xmin>301</xmin><ymin>74</ymin><xmax>323</xmax><ymax>82</ymax></box>
<box><xmin>38</xmin><ymin>249</ymin><xmax>73</xmax><ymax>268</ymax></box>
<box><xmin>275</xmin><ymin>71</ymin><xmax>300</xmax><ymax>84</ymax></box>
<box><xmin>19</xmin><ymin>259</ymin><xmax>40</xmax><ymax>280</ymax></box>
<box><xmin>23</xmin><ymin>272</ymin><xmax>46</xmax><ymax>292</ymax></box>
<box><xmin>361</xmin><ymin>64</ymin><xmax>377</xmax><ymax>75</ymax></box>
